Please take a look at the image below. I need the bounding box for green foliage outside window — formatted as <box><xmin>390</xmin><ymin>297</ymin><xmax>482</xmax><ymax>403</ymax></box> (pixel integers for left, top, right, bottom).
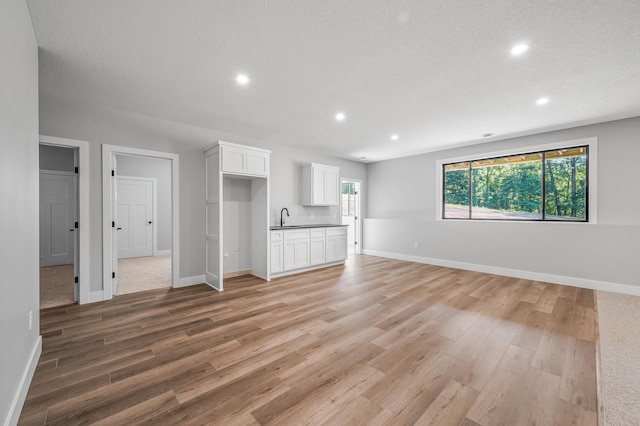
<box><xmin>443</xmin><ymin>146</ymin><xmax>588</xmax><ymax>221</ymax></box>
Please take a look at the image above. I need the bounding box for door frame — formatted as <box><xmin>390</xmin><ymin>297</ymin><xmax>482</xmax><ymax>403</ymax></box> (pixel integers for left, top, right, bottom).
<box><xmin>340</xmin><ymin>177</ymin><xmax>362</xmax><ymax>255</ymax></box>
<box><xmin>39</xmin><ymin>135</ymin><xmax>90</xmax><ymax>304</ymax></box>
<box><xmin>116</xmin><ymin>175</ymin><xmax>158</xmax><ymax>258</ymax></box>
<box><xmin>102</xmin><ymin>144</ymin><xmax>179</xmax><ymax>299</ymax></box>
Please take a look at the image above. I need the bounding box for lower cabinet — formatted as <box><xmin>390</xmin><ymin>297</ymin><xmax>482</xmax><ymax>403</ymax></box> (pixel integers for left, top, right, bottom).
<box><xmin>271</xmin><ymin>241</ymin><xmax>283</xmax><ymax>273</ymax></box>
<box><xmin>283</xmin><ymin>229</ymin><xmax>310</xmax><ymax>271</ymax></box>
<box><xmin>310</xmin><ymin>238</ymin><xmax>326</xmax><ymax>265</ymax></box>
<box><xmin>271</xmin><ymin>226</ymin><xmax>346</xmax><ymax>276</ymax></box>
<box><xmin>326</xmin><ymin>227</ymin><xmax>348</xmax><ymax>262</ymax></box>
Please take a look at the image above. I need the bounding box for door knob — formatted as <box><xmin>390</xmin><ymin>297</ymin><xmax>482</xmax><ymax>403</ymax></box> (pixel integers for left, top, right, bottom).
<box><xmin>117</xmin><ymin>227</ymin><xmax>122</xmax><ymax>230</ymax></box>
<box><xmin>69</xmin><ymin>229</ymin><xmax>74</xmax><ymax>232</ymax></box>
<box><xmin>148</xmin><ymin>221</ymin><xmax>152</xmax><ymax>224</ymax></box>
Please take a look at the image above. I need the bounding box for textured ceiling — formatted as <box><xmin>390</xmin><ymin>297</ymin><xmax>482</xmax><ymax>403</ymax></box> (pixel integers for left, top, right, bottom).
<box><xmin>27</xmin><ymin>0</ymin><xmax>640</xmax><ymax>162</ymax></box>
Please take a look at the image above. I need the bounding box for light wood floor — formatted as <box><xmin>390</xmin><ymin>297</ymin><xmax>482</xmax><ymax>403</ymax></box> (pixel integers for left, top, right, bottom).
<box><xmin>116</xmin><ymin>255</ymin><xmax>171</xmax><ymax>295</ymax></box>
<box><xmin>20</xmin><ymin>255</ymin><xmax>597</xmax><ymax>425</ymax></box>
<box><xmin>40</xmin><ymin>264</ymin><xmax>74</xmax><ymax>309</ymax></box>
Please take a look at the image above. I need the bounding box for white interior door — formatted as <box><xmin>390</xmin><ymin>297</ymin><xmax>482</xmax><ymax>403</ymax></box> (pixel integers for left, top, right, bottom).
<box><xmin>341</xmin><ymin>180</ymin><xmax>361</xmax><ymax>255</ymax></box>
<box><xmin>40</xmin><ymin>172</ymin><xmax>75</xmax><ymax>267</ymax></box>
<box><xmin>117</xmin><ymin>177</ymin><xmax>153</xmax><ymax>259</ymax></box>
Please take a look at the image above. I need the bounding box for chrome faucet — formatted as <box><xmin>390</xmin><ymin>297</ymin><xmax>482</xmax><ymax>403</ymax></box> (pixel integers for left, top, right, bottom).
<box><xmin>280</xmin><ymin>207</ymin><xmax>290</xmax><ymax>227</ymax></box>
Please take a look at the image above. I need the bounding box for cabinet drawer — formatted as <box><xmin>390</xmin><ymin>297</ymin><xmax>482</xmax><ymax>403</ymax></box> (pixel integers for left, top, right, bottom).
<box><xmin>271</xmin><ymin>231</ymin><xmax>283</xmax><ymax>242</ymax></box>
<box><xmin>310</xmin><ymin>228</ymin><xmax>325</xmax><ymax>238</ymax></box>
<box><xmin>326</xmin><ymin>227</ymin><xmax>347</xmax><ymax>236</ymax></box>
<box><xmin>284</xmin><ymin>229</ymin><xmax>310</xmax><ymax>240</ymax></box>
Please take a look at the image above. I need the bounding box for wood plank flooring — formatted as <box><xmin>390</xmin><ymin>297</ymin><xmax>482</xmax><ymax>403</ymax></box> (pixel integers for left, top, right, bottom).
<box><xmin>19</xmin><ymin>255</ymin><xmax>598</xmax><ymax>425</ymax></box>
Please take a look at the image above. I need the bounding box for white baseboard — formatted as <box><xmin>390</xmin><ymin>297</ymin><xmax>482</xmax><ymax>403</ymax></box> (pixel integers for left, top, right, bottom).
<box><xmin>154</xmin><ymin>249</ymin><xmax>172</xmax><ymax>256</ymax></box>
<box><xmin>270</xmin><ymin>260</ymin><xmax>346</xmax><ymax>279</ymax></box>
<box><xmin>175</xmin><ymin>275</ymin><xmax>205</xmax><ymax>288</ymax></box>
<box><xmin>362</xmin><ymin>249</ymin><xmax>640</xmax><ymax>297</ymax></box>
<box><xmin>88</xmin><ymin>291</ymin><xmax>104</xmax><ymax>303</ymax></box>
<box><xmin>6</xmin><ymin>336</ymin><xmax>42</xmax><ymax>426</ymax></box>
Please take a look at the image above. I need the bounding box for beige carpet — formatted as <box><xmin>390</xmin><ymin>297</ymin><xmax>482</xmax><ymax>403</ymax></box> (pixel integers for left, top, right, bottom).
<box><xmin>40</xmin><ymin>264</ymin><xmax>75</xmax><ymax>309</ymax></box>
<box><xmin>116</xmin><ymin>255</ymin><xmax>171</xmax><ymax>295</ymax></box>
<box><xmin>597</xmin><ymin>291</ymin><xmax>640</xmax><ymax>426</ymax></box>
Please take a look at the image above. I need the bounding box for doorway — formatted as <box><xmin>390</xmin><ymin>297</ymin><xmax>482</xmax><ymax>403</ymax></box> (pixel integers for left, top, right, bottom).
<box><xmin>39</xmin><ymin>136</ymin><xmax>90</xmax><ymax>306</ymax></box>
<box><xmin>39</xmin><ymin>145</ymin><xmax>77</xmax><ymax>308</ymax></box>
<box><xmin>341</xmin><ymin>178</ymin><xmax>361</xmax><ymax>255</ymax></box>
<box><xmin>102</xmin><ymin>145</ymin><xmax>179</xmax><ymax>300</ymax></box>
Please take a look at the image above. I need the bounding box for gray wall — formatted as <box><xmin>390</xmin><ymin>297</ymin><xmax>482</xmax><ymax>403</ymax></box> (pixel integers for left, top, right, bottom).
<box><xmin>223</xmin><ymin>177</ymin><xmax>252</xmax><ymax>273</ymax></box>
<box><xmin>39</xmin><ymin>95</ymin><xmax>367</xmax><ymax>291</ymax></box>
<box><xmin>116</xmin><ymin>155</ymin><xmax>172</xmax><ymax>251</ymax></box>
<box><xmin>365</xmin><ymin>116</ymin><xmax>640</xmax><ymax>291</ymax></box>
<box><xmin>0</xmin><ymin>0</ymin><xmax>40</xmax><ymax>422</ymax></box>
<box><xmin>39</xmin><ymin>144</ymin><xmax>74</xmax><ymax>172</ymax></box>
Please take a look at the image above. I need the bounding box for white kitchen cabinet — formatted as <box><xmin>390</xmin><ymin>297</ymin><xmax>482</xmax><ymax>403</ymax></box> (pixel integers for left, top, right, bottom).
<box><xmin>302</xmin><ymin>163</ymin><xmax>340</xmax><ymax>206</ymax></box>
<box><xmin>271</xmin><ymin>226</ymin><xmax>347</xmax><ymax>277</ymax></box>
<box><xmin>283</xmin><ymin>229</ymin><xmax>310</xmax><ymax>271</ymax></box>
<box><xmin>309</xmin><ymin>228</ymin><xmax>326</xmax><ymax>265</ymax></box>
<box><xmin>205</xmin><ymin>141</ymin><xmax>271</xmax><ymax>291</ymax></box>
<box><xmin>220</xmin><ymin>141</ymin><xmax>270</xmax><ymax>177</ymax></box>
<box><xmin>326</xmin><ymin>227</ymin><xmax>348</xmax><ymax>263</ymax></box>
<box><xmin>271</xmin><ymin>232</ymin><xmax>284</xmax><ymax>273</ymax></box>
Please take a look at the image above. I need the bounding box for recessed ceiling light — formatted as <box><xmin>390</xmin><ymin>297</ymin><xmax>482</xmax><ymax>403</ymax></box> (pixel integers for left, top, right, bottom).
<box><xmin>482</xmin><ymin>133</ymin><xmax>494</xmax><ymax>138</ymax></box>
<box><xmin>536</xmin><ymin>97</ymin><xmax>550</xmax><ymax>105</ymax></box>
<box><xmin>511</xmin><ymin>43</ymin><xmax>529</xmax><ymax>56</ymax></box>
<box><xmin>335</xmin><ymin>112</ymin><xmax>346</xmax><ymax>122</ymax></box>
<box><xmin>391</xmin><ymin>134</ymin><xmax>399</xmax><ymax>141</ymax></box>
<box><xmin>360</xmin><ymin>156</ymin><xmax>367</xmax><ymax>161</ymax></box>
<box><xmin>236</xmin><ymin>74</ymin><xmax>250</xmax><ymax>86</ymax></box>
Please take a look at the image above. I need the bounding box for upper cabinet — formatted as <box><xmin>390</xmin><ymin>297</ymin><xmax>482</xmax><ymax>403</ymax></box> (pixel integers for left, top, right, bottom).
<box><xmin>302</xmin><ymin>163</ymin><xmax>340</xmax><ymax>206</ymax></box>
<box><xmin>220</xmin><ymin>141</ymin><xmax>270</xmax><ymax>177</ymax></box>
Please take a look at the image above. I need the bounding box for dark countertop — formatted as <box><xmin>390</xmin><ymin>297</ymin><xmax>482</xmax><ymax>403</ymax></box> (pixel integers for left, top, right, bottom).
<box><xmin>270</xmin><ymin>224</ymin><xmax>349</xmax><ymax>230</ymax></box>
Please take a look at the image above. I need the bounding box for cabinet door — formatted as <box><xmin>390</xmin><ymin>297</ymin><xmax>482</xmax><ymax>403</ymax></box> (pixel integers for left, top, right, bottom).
<box><xmin>325</xmin><ymin>167</ymin><xmax>339</xmax><ymax>205</ymax></box>
<box><xmin>271</xmin><ymin>241</ymin><xmax>283</xmax><ymax>273</ymax></box>
<box><xmin>246</xmin><ymin>150</ymin><xmax>269</xmax><ymax>176</ymax></box>
<box><xmin>221</xmin><ymin>146</ymin><xmax>246</xmax><ymax>174</ymax></box>
<box><xmin>309</xmin><ymin>237</ymin><xmax>326</xmax><ymax>266</ymax></box>
<box><xmin>312</xmin><ymin>167</ymin><xmax>327</xmax><ymax>205</ymax></box>
<box><xmin>335</xmin><ymin>236</ymin><xmax>347</xmax><ymax>261</ymax></box>
<box><xmin>296</xmin><ymin>239</ymin><xmax>310</xmax><ymax>268</ymax></box>
<box><xmin>325</xmin><ymin>236</ymin><xmax>337</xmax><ymax>262</ymax></box>
<box><xmin>283</xmin><ymin>240</ymin><xmax>297</xmax><ymax>271</ymax></box>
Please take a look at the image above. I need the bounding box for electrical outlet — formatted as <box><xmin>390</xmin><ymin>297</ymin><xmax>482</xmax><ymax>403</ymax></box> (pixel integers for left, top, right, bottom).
<box><xmin>28</xmin><ymin>310</ymin><xmax>33</xmax><ymax>331</ymax></box>
<box><xmin>414</xmin><ymin>242</ymin><xmax>420</xmax><ymax>249</ymax></box>
<box><xmin>310</xmin><ymin>213</ymin><xmax>314</xmax><ymax>219</ymax></box>
<box><xmin>224</xmin><ymin>253</ymin><xmax>229</xmax><ymax>258</ymax></box>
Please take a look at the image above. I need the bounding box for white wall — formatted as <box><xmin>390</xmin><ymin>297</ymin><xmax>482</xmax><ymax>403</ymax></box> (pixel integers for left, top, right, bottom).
<box><xmin>223</xmin><ymin>177</ymin><xmax>252</xmax><ymax>273</ymax></box>
<box><xmin>39</xmin><ymin>144</ymin><xmax>74</xmax><ymax>172</ymax></box>
<box><xmin>0</xmin><ymin>0</ymin><xmax>40</xmax><ymax>423</ymax></box>
<box><xmin>39</xmin><ymin>95</ymin><xmax>367</xmax><ymax>291</ymax></box>
<box><xmin>365</xmin><ymin>116</ymin><xmax>640</xmax><ymax>294</ymax></box>
<box><xmin>116</xmin><ymin>155</ymin><xmax>172</xmax><ymax>251</ymax></box>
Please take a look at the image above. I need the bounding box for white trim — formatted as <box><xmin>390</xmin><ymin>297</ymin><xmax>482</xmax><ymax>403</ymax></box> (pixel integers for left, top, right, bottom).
<box><xmin>362</xmin><ymin>249</ymin><xmax>640</xmax><ymax>297</ymax></box>
<box><xmin>39</xmin><ymin>169</ymin><xmax>74</xmax><ymax>176</ymax></box>
<box><xmin>270</xmin><ymin>260</ymin><xmax>346</xmax><ymax>279</ymax></box>
<box><xmin>88</xmin><ymin>291</ymin><xmax>104</xmax><ymax>303</ymax></box>
<box><xmin>436</xmin><ymin>136</ymin><xmax>598</xmax><ymax>224</ymax></box>
<box><xmin>155</xmin><ymin>249</ymin><xmax>172</xmax><ymax>256</ymax></box>
<box><xmin>5</xmin><ymin>336</ymin><xmax>41</xmax><ymax>426</ymax></box>
<box><xmin>40</xmin><ymin>135</ymin><xmax>91</xmax><ymax>304</ymax></box>
<box><xmin>103</xmin><ymin>145</ymin><xmax>180</xmax><ymax>300</ymax></box>
<box><xmin>175</xmin><ymin>275</ymin><xmax>206</xmax><ymax>288</ymax></box>
<box><xmin>116</xmin><ymin>175</ymin><xmax>158</xmax><ymax>257</ymax></box>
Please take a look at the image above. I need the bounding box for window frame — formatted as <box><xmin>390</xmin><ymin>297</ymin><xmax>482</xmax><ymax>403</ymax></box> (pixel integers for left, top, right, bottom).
<box><xmin>436</xmin><ymin>137</ymin><xmax>597</xmax><ymax>223</ymax></box>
